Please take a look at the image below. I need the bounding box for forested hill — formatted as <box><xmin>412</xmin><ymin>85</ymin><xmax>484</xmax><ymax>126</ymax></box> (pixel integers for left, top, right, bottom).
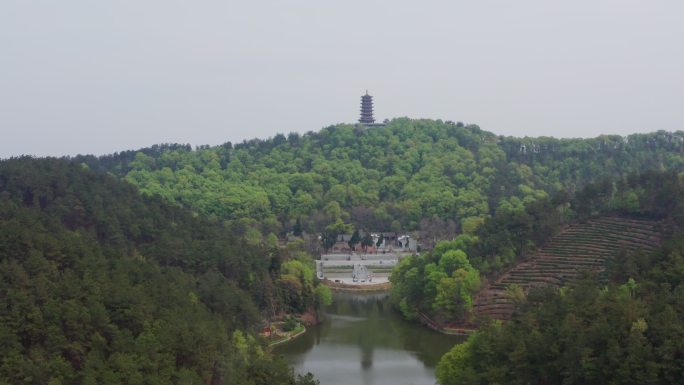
<box><xmin>388</xmin><ymin>170</ymin><xmax>680</xmax><ymax>326</ymax></box>
<box><xmin>435</xmin><ymin>171</ymin><xmax>684</xmax><ymax>385</ymax></box>
<box><xmin>0</xmin><ymin>158</ymin><xmax>321</xmax><ymax>385</ymax></box>
<box><xmin>74</xmin><ymin>119</ymin><xmax>684</xmax><ymax>239</ymax></box>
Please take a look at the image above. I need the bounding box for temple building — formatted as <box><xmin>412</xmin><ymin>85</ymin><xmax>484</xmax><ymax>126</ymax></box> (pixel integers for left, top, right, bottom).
<box><xmin>359</xmin><ymin>91</ymin><xmax>375</xmax><ymax>124</ymax></box>
<box><xmin>357</xmin><ymin>90</ymin><xmax>387</xmax><ymax>127</ymax></box>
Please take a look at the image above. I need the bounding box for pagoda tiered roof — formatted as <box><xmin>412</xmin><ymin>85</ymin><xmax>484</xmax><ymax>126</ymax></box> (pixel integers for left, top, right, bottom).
<box><xmin>359</xmin><ymin>91</ymin><xmax>375</xmax><ymax>124</ymax></box>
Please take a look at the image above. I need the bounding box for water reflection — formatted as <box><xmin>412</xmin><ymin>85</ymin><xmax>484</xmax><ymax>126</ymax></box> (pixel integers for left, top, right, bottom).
<box><xmin>275</xmin><ymin>292</ymin><xmax>464</xmax><ymax>385</ymax></box>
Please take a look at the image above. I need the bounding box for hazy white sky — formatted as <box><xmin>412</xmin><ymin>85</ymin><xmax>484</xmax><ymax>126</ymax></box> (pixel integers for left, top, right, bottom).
<box><xmin>1</xmin><ymin>0</ymin><xmax>682</xmax><ymax>158</ymax></box>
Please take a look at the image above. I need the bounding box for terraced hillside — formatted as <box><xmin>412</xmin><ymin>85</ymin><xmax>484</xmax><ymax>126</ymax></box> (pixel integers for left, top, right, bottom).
<box><xmin>474</xmin><ymin>217</ymin><xmax>662</xmax><ymax>321</ymax></box>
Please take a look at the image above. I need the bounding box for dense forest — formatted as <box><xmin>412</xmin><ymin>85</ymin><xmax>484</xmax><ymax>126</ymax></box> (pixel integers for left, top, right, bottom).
<box><xmin>389</xmin><ymin>171</ymin><xmax>680</xmax><ymax>324</ymax></box>
<box><xmin>435</xmin><ymin>171</ymin><xmax>684</xmax><ymax>385</ymax></box>
<box><xmin>3</xmin><ymin>119</ymin><xmax>684</xmax><ymax>384</ymax></box>
<box><xmin>74</xmin><ymin>119</ymin><xmax>684</xmax><ymax>244</ymax></box>
<box><xmin>0</xmin><ymin>158</ymin><xmax>324</xmax><ymax>385</ymax></box>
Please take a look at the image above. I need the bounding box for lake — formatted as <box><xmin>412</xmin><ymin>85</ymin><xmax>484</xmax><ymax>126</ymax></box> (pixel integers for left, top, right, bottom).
<box><xmin>275</xmin><ymin>291</ymin><xmax>464</xmax><ymax>385</ymax></box>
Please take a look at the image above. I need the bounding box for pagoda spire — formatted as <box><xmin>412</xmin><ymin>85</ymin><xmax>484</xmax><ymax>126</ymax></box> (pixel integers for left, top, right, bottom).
<box><xmin>359</xmin><ymin>91</ymin><xmax>375</xmax><ymax>124</ymax></box>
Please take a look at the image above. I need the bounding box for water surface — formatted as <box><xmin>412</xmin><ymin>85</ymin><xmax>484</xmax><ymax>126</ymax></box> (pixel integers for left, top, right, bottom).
<box><xmin>275</xmin><ymin>292</ymin><xmax>464</xmax><ymax>385</ymax></box>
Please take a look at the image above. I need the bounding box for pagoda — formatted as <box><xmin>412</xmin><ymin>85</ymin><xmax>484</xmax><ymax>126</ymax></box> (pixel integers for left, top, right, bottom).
<box><xmin>359</xmin><ymin>91</ymin><xmax>375</xmax><ymax>124</ymax></box>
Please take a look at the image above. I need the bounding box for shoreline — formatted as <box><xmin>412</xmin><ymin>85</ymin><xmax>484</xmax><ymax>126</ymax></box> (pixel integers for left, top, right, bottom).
<box><xmin>267</xmin><ymin>325</ymin><xmax>307</xmax><ymax>348</ymax></box>
<box><xmin>417</xmin><ymin>312</ymin><xmax>477</xmax><ymax>336</ymax></box>
<box><xmin>264</xmin><ymin>309</ymin><xmax>321</xmax><ymax>348</ymax></box>
<box><xmin>321</xmin><ymin>279</ymin><xmax>391</xmax><ymax>292</ymax></box>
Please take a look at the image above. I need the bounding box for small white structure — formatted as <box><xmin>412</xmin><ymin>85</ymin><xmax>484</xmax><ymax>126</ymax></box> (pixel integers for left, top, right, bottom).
<box><xmin>352</xmin><ymin>264</ymin><xmax>371</xmax><ymax>282</ymax></box>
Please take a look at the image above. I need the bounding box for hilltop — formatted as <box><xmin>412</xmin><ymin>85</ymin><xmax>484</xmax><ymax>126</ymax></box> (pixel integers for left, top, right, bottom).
<box><xmin>73</xmin><ymin>119</ymin><xmax>684</xmax><ymax>246</ymax></box>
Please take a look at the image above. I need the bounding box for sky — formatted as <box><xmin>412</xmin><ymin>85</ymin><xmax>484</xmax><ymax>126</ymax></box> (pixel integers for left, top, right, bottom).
<box><xmin>1</xmin><ymin>0</ymin><xmax>683</xmax><ymax>158</ymax></box>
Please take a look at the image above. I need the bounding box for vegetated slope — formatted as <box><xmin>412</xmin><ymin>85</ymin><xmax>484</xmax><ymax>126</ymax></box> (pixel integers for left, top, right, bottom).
<box><xmin>0</xmin><ymin>158</ymin><xmax>321</xmax><ymax>385</ymax></box>
<box><xmin>73</xmin><ymin>119</ymin><xmax>684</xmax><ymax>242</ymax></box>
<box><xmin>436</xmin><ymin>173</ymin><xmax>684</xmax><ymax>385</ymax></box>
<box><xmin>475</xmin><ymin>217</ymin><xmax>662</xmax><ymax>320</ymax></box>
<box><xmin>389</xmin><ymin>171</ymin><xmax>681</xmax><ymax>326</ymax></box>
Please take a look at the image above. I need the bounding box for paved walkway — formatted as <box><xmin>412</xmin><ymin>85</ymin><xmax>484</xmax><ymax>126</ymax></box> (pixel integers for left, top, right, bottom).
<box><xmin>317</xmin><ymin>253</ymin><xmax>406</xmax><ymax>285</ymax></box>
<box><xmin>325</xmin><ymin>276</ymin><xmax>390</xmax><ymax>285</ymax></box>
